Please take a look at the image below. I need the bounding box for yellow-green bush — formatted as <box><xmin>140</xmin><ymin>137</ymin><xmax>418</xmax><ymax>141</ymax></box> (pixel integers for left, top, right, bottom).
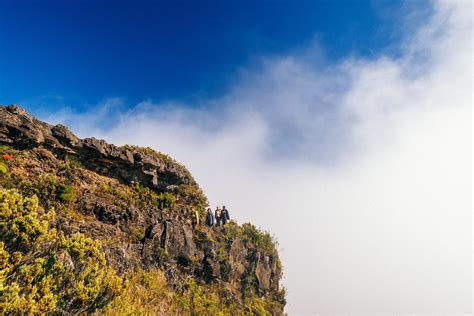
<box><xmin>177</xmin><ymin>183</ymin><xmax>208</xmax><ymax>210</ymax></box>
<box><xmin>0</xmin><ymin>189</ymin><xmax>55</xmax><ymax>250</ymax></box>
<box><xmin>129</xmin><ymin>225</ymin><xmax>146</xmax><ymax>243</ymax></box>
<box><xmin>132</xmin><ymin>182</ymin><xmax>158</xmax><ymax>208</ymax></box>
<box><xmin>102</xmin><ymin>268</ymin><xmax>179</xmax><ymax>315</ymax></box>
<box><xmin>0</xmin><ymin>146</ymin><xmax>11</xmax><ymax>174</ymax></box>
<box><xmin>0</xmin><ymin>189</ymin><xmax>123</xmax><ymax>314</ymax></box>
<box><xmin>103</xmin><ymin>268</ymin><xmax>278</xmax><ymax>316</ymax></box>
<box><xmin>156</xmin><ymin>191</ymin><xmax>176</xmax><ymax>208</ymax></box>
<box><xmin>241</xmin><ymin>223</ymin><xmax>278</xmax><ymax>258</ymax></box>
<box><xmin>57</xmin><ymin>184</ymin><xmax>76</xmax><ymax>202</ymax></box>
<box><xmin>131</xmin><ymin>182</ymin><xmax>177</xmax><ymax>209</ymax></box>
<box><xmin>18</xmin><ymin>175</ymin><xmax>76</xmax><ymax>206</ymax></box>
<box><xmin>0</xmin><ymin>162</ymin><xmax>7</xmax><ymax>174</ymax></box>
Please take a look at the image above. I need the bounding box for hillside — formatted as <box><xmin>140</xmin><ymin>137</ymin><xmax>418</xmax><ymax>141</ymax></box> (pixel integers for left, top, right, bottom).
<box><xmin>0</xmin><ymin>105</ymin><xmax>286</xmax><ymax>315</ymax></box>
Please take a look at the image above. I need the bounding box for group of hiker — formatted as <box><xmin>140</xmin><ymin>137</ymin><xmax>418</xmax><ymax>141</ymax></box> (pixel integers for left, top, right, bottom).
<box><xmin>205</xmin><ymin>206</ymin><xmax>230</xmax><ymax>227</ymax></box>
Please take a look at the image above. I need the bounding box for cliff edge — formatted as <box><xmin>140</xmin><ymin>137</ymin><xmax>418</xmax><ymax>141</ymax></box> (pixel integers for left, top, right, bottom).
<box><xmin>0</xmin><ymin>104</ymin><xmax>285</xmax><ymax>315</ymax></box>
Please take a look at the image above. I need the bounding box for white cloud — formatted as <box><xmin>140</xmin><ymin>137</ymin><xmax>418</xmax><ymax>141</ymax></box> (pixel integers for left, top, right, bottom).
<box><xmin>37</xmin><ymin>0</ymin><xmax>472</xmax><ymax>314</ymax></box>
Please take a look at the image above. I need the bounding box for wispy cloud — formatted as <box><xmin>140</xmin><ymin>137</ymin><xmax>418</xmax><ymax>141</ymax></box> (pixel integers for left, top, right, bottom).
<box><xmin>33</xmin><ymin>0</ymin><xmax>472</xmax><ymax>314</ymax></box>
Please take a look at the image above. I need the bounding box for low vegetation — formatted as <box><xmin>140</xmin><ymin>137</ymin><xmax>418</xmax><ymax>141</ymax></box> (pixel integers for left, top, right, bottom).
<box><xmin>0</xmin><ymin>189</ymin><xmax>123</xmax><ymax>314</ymax></box>
<box><xmin>104</xmin><ymin>269</ymin><xmax>277</xmax><ymax>316</ymax></box>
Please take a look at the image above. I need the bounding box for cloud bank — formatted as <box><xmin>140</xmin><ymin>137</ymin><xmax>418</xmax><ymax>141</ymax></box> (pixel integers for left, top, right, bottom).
<box><xmin>38</xmin><ymin>0</ymin><xmax>471</xmax><ymax>314</ymax></box>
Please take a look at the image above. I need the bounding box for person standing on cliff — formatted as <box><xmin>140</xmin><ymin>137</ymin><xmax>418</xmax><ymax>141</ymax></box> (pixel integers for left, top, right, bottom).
<box><xmin>192</xmin><ymin>208</ymin><xmax>200</xmax><ymax>229</ymax></box>
<box><xmin>205</xmin><ymin>208</ymin><xmax>214</xmax><ymax>226</ymax></box>
<box><xmin>221</xmin><ymin>205</ymin><xmax>230</xmax><ymax>226</ymax></box>
<box><xmin>215</xmin><ymin>206</ymin><xmax>222</xmax><ymax>227</ymax></box>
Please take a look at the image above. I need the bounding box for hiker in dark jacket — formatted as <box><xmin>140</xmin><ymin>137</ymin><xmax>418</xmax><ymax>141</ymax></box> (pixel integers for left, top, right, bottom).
<box><xmin>205</xmin><ymin>208</ymin><xmax>214</xmax><ymax>226</ymax></box>
<box><xmin>215</xmin><ymin>207</ymin><xmax>222</xmax><ymax>227</ymax></box>
<box><xmin>221</xmin><ymin>206</ymin><xmax>230</xmax><ymax>226</ymax></box>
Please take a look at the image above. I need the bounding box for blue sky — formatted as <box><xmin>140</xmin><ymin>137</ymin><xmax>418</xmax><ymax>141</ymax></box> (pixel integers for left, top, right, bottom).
<box><xmin>0</xmin><ymin>0</ymin><xmax>426</xmax><ymax>110</ymax></box>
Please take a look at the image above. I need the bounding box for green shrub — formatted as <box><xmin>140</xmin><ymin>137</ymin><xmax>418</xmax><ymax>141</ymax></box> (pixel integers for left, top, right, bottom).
<box><xmin>0</xmin><ymin>147</ymin><xmax>12</xmax><ymax>174</ymax></box>
<box><xmin>58</xmin><ymin>233</ymin><xmax>124</xmax><ymax>311</ymax></box>
<box><xmin>131</xmin><ymin>182</ymin><xmax>177</xmax><ymax>209</ymax></box>
<box><xmin>0</xmin><ymin>189</ymin><xmax>123</xmax><ymax>314</ymax></box>
<box><xmin>59</xmin><ymin>156</ymin><xmax>84</xmax><ymax>181</ymax></box>
<box><xmin>19</xmin><ymin>175</ymin><xmax>77</xmax><ymax>205</ymax></box>
<box><xmin>131</xmin><ymin>182</ymin><xmax>158</xmax><ymax>208</ymax></box>
<box><xmin>156</xmin><ymin>192</ymin><xmax>176</xmax><ymax>208</ymax></box>
<box><xmin>94</xmin><ymin>184</ymin><xmax>134</xmax><ymax>208</ymax></box>
<box><xmin>103</xmin><ymin>269</ymin><xmax>178</xmax><ymax>315</ymax></box>
<box><xmin>243</xmin><ymin>296</ymin><xmax>273</xmax><ymax>316</ymax></box>
<box><xmin>19</xmin><ymin>175</ymin><xmax>59</xmax><ymax>204</ymax></box>
<box><xmin>242</xmin><ymin>261</ymin><xmax>258</xmax><ymax>298</ymax></box>
<box><xmin>67</xmin><ymin>155</ymin><xmax>83</xmax><ymax>168</ymax></box>
<box><xmin>0</xmin><ymin>162</ymin><xmax>7</xmax><ymax>174</ymax></box>
<box><xmin>177</xmin><ymin>184</ymin><xmax>208</xmax><ymax>209</ymax></box>
<box><xmin>154</xmin><ymin>247</ymin><xmax>170</xmax><ymax>263</ymax></box>
<box><xmin>223</xmin><ymin>220</ymin><xmax>243</xmax><ymax>242</ymax></box>
<box><xmin>0</xmin><ymin>189</ymin><xmax>55</xmax><ymax>251</ymax></box>
<box><xmin>57</xmin><ymin>184</ymin><xmax>76</xmax><ymax>202</ymax></box>
<box><xmin>241</xmin><ymin>223</ymin><xmax>278</xmax><ymax>257</ymax></box>
<box><xmin>129</xmin><ymin>225</ymin><xmax>145</xmax><ymax>242</ymax></box>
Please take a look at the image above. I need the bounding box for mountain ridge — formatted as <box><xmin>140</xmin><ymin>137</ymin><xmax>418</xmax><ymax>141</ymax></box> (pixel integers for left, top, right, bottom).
<box><xmin>0</xmin><ymin>104</ymin><xmax>286</xmax><ymax>315</ymax></box>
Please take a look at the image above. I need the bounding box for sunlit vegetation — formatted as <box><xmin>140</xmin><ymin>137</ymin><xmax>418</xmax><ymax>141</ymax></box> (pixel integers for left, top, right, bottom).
<box><xmin>120</xmin><ymin>144</ymin><xmax>177</xmax><ymax>165</ymax></box>
<box><xmin>0</xmin><ymin>189</ymin><xmax>123</xmax><ymax>314</ymax></box>
<box><xmin>0</xmin><ymin>145</ymin><xmax>11</xmax><ymax>174</ymax></box>
<box><xmin>131</xmin><ymin>182</ymin><xmax>177</xmax><ymax>209</ymax></box>
<box><xmin>19</xmin><ymin>175</ymin><xmax>76</xmax><ymax>207</ymax></box>
<box><xmin>104</xmin><ymin>269</ymin><xmax>276</xmax><ymax>316</ymax></box>
<box><xmin>0</xmin><ymin>141</ymin><xmax>285</xmax><ymax>314</ymax></box>
<box><xmin>0</xmin><ymin>187</ymin><xmax>284</xmax><ymax>314</ymax></box>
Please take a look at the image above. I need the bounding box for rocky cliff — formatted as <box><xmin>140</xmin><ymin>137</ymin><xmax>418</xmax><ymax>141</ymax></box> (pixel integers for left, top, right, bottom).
<box><xmin>0</xmin><ymin>105</ymin><xmax>285</xmax><ymax>315</ymax></box>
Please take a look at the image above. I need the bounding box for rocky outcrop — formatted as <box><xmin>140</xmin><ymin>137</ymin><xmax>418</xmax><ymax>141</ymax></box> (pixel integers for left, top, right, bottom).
<box><xmin>228</xmin><ymin>239</ymin><xmax>248</xmax><ymax>282</ymax></box>
<box><xmin>0</xmin><ymin>104</ymin><xmax>194</xmax><ymax>191</ymax></box>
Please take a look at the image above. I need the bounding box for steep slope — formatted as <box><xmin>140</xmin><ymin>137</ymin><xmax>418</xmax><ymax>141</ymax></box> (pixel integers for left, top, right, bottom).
<box><xmin>0</xmin><ymin>105</ymin><xmax>286</xmax><ymax>315</ymax></box>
